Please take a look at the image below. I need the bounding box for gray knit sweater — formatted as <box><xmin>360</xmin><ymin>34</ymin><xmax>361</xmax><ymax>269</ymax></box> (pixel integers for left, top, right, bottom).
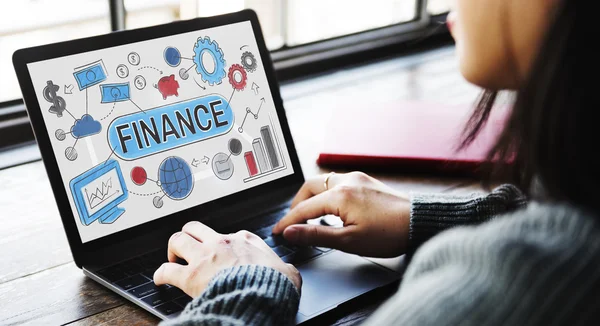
<box><xmin>163</xmin><ymin>185</ymin><xmax>600</xmax><ymax>325</ymax></box>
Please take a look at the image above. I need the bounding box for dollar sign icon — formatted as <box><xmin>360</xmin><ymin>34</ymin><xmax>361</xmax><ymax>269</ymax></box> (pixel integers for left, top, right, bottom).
<box><xmin>43</xmin><ymin>81</ymin><xmax>66</xmax><ymax>117</ymax></box>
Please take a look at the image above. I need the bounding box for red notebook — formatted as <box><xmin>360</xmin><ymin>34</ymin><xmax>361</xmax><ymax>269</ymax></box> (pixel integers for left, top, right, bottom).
<box><xmin>316</xmin><ymin>101</ymin><xmax>509</xmax><ymax>176</ymax></box>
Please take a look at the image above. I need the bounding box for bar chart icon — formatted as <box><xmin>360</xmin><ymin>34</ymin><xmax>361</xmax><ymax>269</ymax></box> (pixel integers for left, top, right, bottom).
<box><xmin>252</xmin><ymin>138</ymin><xmax>269</xmax><ymax>173</ymax></box>
<box><xmin>244</xmin><ymin>151</ymin><xmax>259</xmax><ymax>177</ymax></box>
<box><xmin>243</xmin><ymin>123</ymin><xmax>286</xmax><ymax>182</ymax></box>
<box><xmin>261</xmin><ymin>125</ymin><xmax>280</xmax><ymax>169</ymax></box>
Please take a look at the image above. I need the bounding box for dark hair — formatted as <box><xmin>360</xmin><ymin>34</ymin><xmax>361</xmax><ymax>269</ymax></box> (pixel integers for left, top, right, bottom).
<box><xmin>460</xmin><ymin>1</ymin><xmax>593</xmax><ymax>209</ymax></box>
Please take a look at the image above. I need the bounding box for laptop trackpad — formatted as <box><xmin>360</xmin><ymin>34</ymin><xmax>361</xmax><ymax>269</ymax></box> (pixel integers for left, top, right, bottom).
<box><xmin>296</xmin><ymin>250</ymin><xmax>399</xmax><ymax>318</ymax></box>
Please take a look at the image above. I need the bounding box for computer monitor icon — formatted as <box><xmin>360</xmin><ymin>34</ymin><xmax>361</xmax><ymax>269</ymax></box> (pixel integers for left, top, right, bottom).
<box><xmin>69</xmin><ymin>159</ymin><xmax>128</xmax><ymax>225</ymax></box>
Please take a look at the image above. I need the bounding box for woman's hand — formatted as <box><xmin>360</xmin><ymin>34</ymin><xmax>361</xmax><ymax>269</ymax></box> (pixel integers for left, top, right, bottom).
<box><xmin>272</xmin><ymin>172</ymin><xmax>410</xmax><ymax>258</ymax></box>
<box><xmin>154</xmin><ymin>221</ymin><xmax>302</xmax><ymax>298</ymax></box>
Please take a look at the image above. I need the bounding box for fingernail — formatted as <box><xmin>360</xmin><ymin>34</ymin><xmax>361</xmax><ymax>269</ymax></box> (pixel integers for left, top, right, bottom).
<box><xmin>284</xmin><ymin>227</ymin><xmax>299</xmax><ymax>242</ymax></box>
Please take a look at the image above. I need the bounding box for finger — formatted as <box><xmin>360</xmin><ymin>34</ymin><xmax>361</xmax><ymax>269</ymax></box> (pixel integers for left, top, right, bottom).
<box><xmin>273</xmin><ymin>191</ymin><xmax>340</xmax><ymax>234</ymax></box>
<box><xmin>290</xmin><ymin>173</ymin><xmax>341</xmax><ymax>208</ymax></box>
<box><xmin>182</xmin><ymin>221</ymin><xmax>219</xmax><ymax>243</ymax></box>
<box><xmin>154</xmin><ymin>262</ymin><xmax>187</xmax><ymax>288</ymax></box>
<box><xmin>167</xmin><ymin>231</ymin><xmax>203</xmax><ymax>263</ymax></box>
<box><xmin>283</xmin><ymin>224</ymin><xmax>354</xmax><ymax>249</ymax></box>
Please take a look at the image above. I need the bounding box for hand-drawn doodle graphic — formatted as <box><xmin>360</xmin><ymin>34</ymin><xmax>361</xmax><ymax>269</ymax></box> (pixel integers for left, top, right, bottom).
<box><xmin>64</xmin><ymin>84</ymin><xmax>74</xmax><ymax>95</ymax></box>
<box><xmin>251</xmin><ymin>82</ymin><xmax>259</xmax><ymax>95</ymax></box>
<box><xmin>107</xmin><ymin>94</ymin><xmax>233</xmax><ymax>160</ymax></box>
<box><xmin>55</xmin><ymin>129</ymin><xmax>67</xmax><ymax>141</ymax></box>
<box><xmin>228</xmin><ymin>64</ymin><xmax>247</xmax><ymax>91</ymax></box>
<box><xmin>260</xmin><ymin>125</ymin><xmax>280</xmax><ymax>169</ymax></box>
<box><xmin>100</xmin><ymin>83</ymin><xmax>131</xmax><ymax>103</ymax></box>
<box><xmin>65</xmin><ymin>146</ymin><xmax>78</xmax><ymax>161</ymax></box>
<box><xmin>71</xmin><ymin>114</ymin><xmax>102</xmax><ymax>138</ymax></box>
<box><xmin>128</xmin><ymin>52</ymin><xmax>141</xmax><ymax>66</ymax></box>
<box><xmin>179</xmin><ymin>68</ymin><xmax>190</xmax><ymax>80</ymax></box>
<box><xmin>244</xmin><ymin>151</ymin><xmax>258</xmax><ymax>177</ymax></box>
<box><xmin>240</xmin><ymin>51</ymin><xmax>257</xmax><ymax>72</ymax></box>
<box><xmin>243</xmin><ymin>118</ymin><xmax>287</xmax><ymax>183</ymax></box>
<box><xmin>238</xmin><ymin>97</ymin><xmax>265</xmax><ymax>133</ymax></box>
<box><xmin>116</xmin><ymin>64</ymin><xmax>129</xmax><ymax>78</ymax></box>
<box><xmin>191</xmin><ymin>156</ymin><xmax>209</xmax><ymax>167</ymax></box>
<box><xmin>212</xmin><ymin>152</ymin><xmax>234</xmax><ymax>180</ymax></box>
<box><xmin>164</xmin><ymin>46</ymin><xmax>181</xmax><ymax>67</ymax></box>
<box><xmin>134</xmin><ymin>75</ymin><xmax>146</xmax><ymax>90</ymax></box>
<box><xmin>228</xmin><ymin>138</ymin><xmax>242</xmax><ymax>156</ymax></box>
<box><xmin>73</xmin><ymin>60</ymin><xmax>108</xmax><ymax>90</ymax></box>
<box><xmin>69</xmin><ymin>159</ymin><xmax>128</xmax><ymax>225</ymax></box>
<box><xmin>131</xmin><ymin>166</ymin><xmax>147</xmax><ymax>186</ymax></box>
<box><xmin>153</xmin><ymin>196</ymin><xmax>164</xmax><ymax>208</ymax></box>
<box><xmin>158</xmin><ymin>156</ymin><xmax>194</xmax><ymax>200</ymax></box>
<box><xmin>157</xmin><ymin>74</ymin><xmax>179</xmax><ymax>99</ymax></box>
<box><xmin>43</xmin><ymin>80</ymin><xmax>66</xmax><ymax>117</ymax></box>
<box><xmin>193</xmin><ymin>37</ymin><xmax>226</xmax><ymax>86</ymax></box>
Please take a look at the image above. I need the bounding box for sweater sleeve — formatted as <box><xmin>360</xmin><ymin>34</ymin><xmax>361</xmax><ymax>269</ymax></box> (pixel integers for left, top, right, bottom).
<box><xmin>161</xmin><ymin>265</ymin><xmax>300</xmax><ymax>326</ymax></box>
<box><xmin>408</xmin><ymin>184</ymin><xmax>526</xmax><ymax>253</ymax></box>
<box><xmin>363</xmin><ymin>203</ymin><xmax>600</xmax><ymax>325</ymax></box>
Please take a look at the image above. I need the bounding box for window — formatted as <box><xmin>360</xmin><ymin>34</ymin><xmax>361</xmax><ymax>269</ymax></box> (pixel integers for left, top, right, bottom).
<box><xmin>0</xmin><ymin>0</ymin><xmax>111</xmax><ymax>103</ymax></box>
<box><xmin>0</xmin><ymin>0</ymin><xmax>451</xmax><ymax>154</ymax></box>
<box><xmin>123</xmin><ymin>0</ymin><xmax>445</xmax><ymax>50</ymax></box>
<box><xmin>428</xmin><ymin>0</ymin><xmax>452</xmax><ymax>15</ymax></box>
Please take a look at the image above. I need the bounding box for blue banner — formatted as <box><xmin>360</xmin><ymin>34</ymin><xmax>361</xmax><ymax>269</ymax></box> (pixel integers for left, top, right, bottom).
<box><xmin>107</xmin><ymin>94</ymin><xmax>234</xmax><ymax>160</ymax></box>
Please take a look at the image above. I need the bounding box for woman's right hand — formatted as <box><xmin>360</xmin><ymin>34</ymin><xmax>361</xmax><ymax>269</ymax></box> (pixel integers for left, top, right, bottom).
<box><xmin>272</xmin><ymin>172</ymin><xmax>411</xmax><ymax>258</ymax></box>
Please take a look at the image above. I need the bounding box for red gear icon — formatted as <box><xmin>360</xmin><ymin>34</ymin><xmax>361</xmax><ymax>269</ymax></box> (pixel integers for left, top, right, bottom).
<box><xmin>227</xmin><ymin>64</ymin><xmax>247</xmax><ymax>91</ymax></box>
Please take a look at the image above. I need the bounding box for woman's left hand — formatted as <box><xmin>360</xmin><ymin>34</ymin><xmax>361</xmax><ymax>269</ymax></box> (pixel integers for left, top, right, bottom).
<box><xmin>153</xmin><ymin>221</ymin><xmax>302</xmax><ymax>298</ymax></box>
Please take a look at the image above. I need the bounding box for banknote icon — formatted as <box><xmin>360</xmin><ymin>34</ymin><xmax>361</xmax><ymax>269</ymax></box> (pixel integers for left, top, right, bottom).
<box><xmin>100</xmin><ymin>83</ymin><xmax>131</xmax><ymax>103</ymax></box>
<box><xmin>73</xmin><ymin>60</ymin><xmax>107</xmax><ymax>90</ymax></box>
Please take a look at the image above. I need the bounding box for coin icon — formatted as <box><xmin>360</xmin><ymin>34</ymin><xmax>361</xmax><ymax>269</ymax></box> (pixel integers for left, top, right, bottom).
<box><xmin>116</xmin><ymin>64</ymin><xmax>129</xmax><ymax>78</ymax></box>
<box><xmin>128</xmin><ymin>52</ymin><xmax>140</xmax><ymax>66</ymax></box>
<box><xmin>134</xmin><ymin>75</ymin><xmax>146</xmax><ymax>90</ymax></box>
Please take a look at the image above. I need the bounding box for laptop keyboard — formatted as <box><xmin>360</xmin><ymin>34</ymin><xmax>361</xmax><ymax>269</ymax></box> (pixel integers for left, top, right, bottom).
<box><xmin>97</xmin><ymin>210</ymin><xmax>333</xmax><ymax>317</ymax></box>
<box><xmin>98</xmin><ymin>250</ymin><xmax>192</xmax><ymax>316</ymax></box>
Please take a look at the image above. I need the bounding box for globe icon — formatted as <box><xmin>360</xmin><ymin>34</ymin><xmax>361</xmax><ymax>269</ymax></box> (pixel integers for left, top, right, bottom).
<box><xmin>158</xmin><ymin>156</ymin><xmax>194</xmax><ymax>200</ymax></box>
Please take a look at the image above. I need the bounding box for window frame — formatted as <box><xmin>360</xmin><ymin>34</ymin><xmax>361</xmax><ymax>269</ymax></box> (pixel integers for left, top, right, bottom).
<box><xmin>0</xmin><ymin>0</ymin><xmax>450</xmax><ymax>155</ymax></box>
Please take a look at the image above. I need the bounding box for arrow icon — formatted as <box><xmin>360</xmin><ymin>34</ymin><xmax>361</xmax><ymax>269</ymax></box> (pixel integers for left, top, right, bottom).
<box><xmin>193</xmin><ymin>77</ymin><xmax>206</xmax><ymax>90</ymax></box>
<box><xmin>138</xmin><ymin>66</ymin><xmax>163</xmax><ymax>74</ymax></box>
<box><xmin>251</xmin><ymin>82</ymin><xmax>259</xmax><ymax>95</ymax></box>
<box><xmin>255</xmin><ymin>97</ymin><xmax>265</xmax><ymax>118</ymax></box>
<box><xmin>240</xmin><ymin>45</ymin><xmax>249</xmax><ymax>50</ymax></box>
<box><xmin>64</xmin><ymin>84</ymin><xmax>74</xmax><ymax>94</ymax></box>
<box><xmin>192</xmin><ymin>158</ymin><xmax>200</xmax><ymax>167</ymax></box>
<box><xmin>201</xmin><ymin>156</ymin><xmax>209</xmax><ymax>164</ymax></box>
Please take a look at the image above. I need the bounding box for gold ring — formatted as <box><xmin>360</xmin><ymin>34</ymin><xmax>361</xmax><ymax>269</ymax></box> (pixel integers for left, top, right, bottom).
<box><xmin>324</xmin><ymin>172</ymin><xmax>335</xmax><ymax>191</ymax></box>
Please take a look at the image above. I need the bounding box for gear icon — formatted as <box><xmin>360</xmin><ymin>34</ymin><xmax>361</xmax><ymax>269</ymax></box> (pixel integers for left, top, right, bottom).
<box><xmin>240</xmin><ymin>51</ymin><xmax>257</xmax><ymax>73</ymax></box>
<box><xmin>193</xmin><ymin>37</ymin><xmax>226</xmax><ymax>86</ymax></box>
<box><xmin>228</xmin><ymin>64</ymin><xmax>247</xmax><ymax>91</ymax></box>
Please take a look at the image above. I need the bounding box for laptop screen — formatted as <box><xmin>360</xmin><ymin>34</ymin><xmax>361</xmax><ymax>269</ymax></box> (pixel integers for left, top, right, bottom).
<box><xmin>26</xmin><ymin>21</ymin><xmax>294</xmax><ymax>243</ymax></box>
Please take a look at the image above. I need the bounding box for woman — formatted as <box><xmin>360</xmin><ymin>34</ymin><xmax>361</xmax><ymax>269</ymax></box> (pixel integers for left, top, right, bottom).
<box><xmin>155</xmin><ymin>0</ymin><xmax>599</xmax><ymax>324</ymax></box>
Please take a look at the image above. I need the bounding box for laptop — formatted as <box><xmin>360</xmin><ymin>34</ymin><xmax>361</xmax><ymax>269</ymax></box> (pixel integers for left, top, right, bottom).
<box><xmin>12</xmin><ymin>9</ymin><xmax>400</xmax><ymax>324</ymax></box>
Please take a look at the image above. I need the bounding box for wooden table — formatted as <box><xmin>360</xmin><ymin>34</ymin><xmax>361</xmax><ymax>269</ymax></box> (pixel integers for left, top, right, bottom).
<box><xmin>0</xmin><ymin>45</ymin><xmax>485</xmax><ymax>325</ymax></box>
